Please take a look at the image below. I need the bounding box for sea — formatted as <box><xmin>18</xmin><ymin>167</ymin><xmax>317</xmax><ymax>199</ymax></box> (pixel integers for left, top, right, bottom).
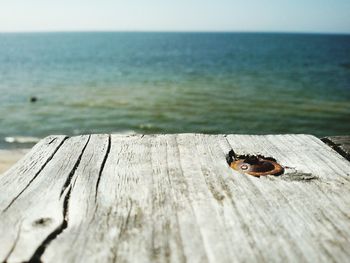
<box><xmin>0</xmin><ymin>32</ymin><xmax>349</xmax><ymax>149</ymax></box>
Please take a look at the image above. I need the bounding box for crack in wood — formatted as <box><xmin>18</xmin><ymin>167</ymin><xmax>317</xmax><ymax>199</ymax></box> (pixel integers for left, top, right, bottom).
<box><xmin>94</xmin><ymin>134</ymin><xmax>111</xmax><ymax>202</ymax></box>
<box><xmin>28</xmin><ymin>187</ymin><xmax>72</xmax><ymax>263</ymax></box>
<box><xmin>2</xmin><ymin>136</ymin><xmax>69</xmax><ymax>213</ymax></box>
<box><xmin>48</xmin><ymin>137</ymin><xmax>57</xmax><ymax>145</ymax></box>
<box><xmin>60</xmin><ymin>136</ymin><xmax>91</xmax><ymax>197</ymax></box>
<box><xmin>28</xmin><ymin>136</ymin><xmax>91</xmax><ymax>263</ymax></box>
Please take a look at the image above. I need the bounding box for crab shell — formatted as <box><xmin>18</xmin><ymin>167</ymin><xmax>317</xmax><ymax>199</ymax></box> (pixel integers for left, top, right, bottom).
<box><xmin>230</xmin><ymin>159</ymin><xmax>284</xmax><ymax>177</ymax></box>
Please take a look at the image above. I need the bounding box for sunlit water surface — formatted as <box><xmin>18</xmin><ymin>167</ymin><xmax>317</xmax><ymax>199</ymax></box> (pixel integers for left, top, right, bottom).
<box><xmin>0</xmin><ymin>32</ymin><xmax>349</xmax><ymax>148</ymax></box>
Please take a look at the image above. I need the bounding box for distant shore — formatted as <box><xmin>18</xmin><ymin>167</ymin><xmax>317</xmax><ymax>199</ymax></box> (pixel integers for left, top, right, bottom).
<box><xmin>0</xmin><ymin>149</ymin><xmax>29</xmax><ymax>174</ymax></box>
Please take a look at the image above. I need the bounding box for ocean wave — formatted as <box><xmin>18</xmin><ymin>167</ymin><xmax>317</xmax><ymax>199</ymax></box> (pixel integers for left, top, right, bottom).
<box><xmin>5</xmin><ymin>136</ymin><xmax>41</xmax><ymax>144</ymax></box>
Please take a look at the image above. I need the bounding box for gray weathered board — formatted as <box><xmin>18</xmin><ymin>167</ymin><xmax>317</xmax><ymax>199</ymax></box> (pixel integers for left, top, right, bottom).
<box><xmin>0</xmin><ymin>134</ymin><xmax>350</xmax><ymax>263</ymax></box>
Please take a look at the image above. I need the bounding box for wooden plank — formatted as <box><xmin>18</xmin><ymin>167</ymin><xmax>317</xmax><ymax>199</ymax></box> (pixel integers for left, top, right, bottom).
<box><xmin>0</xmin><ymin>134</ymin><xmax>350</xmax><ymax>263</ymax></box>
<box><xmin>0</xmin><ymin>135</ymin><xmax>90</xmax><ymax>262</ymax></box>
<box><xmin>42</xmin><ymin>134</ymin><xmax>111</xmax><ymax>262</ymax></box>
<box><xmin>322</xmin><ymin>136</ymin><xmax>350</xmax><ymax>161</ymax></box>
<box><xmin>0</xmin><ymin>135</ymin><xmax>67</xmax><ymax>211</ymax></box>
<box><xmin>225</xmin><ymin>134</ymin><xmax>350</xmax><ymax>262</ymax></box>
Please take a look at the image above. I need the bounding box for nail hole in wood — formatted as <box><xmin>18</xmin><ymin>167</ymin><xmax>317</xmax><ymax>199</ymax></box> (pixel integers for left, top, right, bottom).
<box><xmin>226</xmin><ymin>150</ymin><xmax>284</xmax><ymax>177</ymax></box>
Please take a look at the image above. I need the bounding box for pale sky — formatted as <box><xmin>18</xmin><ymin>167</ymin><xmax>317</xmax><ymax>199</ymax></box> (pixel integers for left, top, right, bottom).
<box><xmin>0</xmin><ymin>0</ymin><xmax>349</xmax><ymax>33</ymax></box>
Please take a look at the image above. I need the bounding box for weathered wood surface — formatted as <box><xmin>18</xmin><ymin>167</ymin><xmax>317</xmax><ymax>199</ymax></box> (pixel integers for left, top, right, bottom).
<box><xmin>0</xmin><ymin>134</ymin><xmax>350</xmax><ymax>263</ymax></box>
<box><xmin>322</xmin><ymin>136</ymin><xmax>350</xmax><ymax>161</ymax></box>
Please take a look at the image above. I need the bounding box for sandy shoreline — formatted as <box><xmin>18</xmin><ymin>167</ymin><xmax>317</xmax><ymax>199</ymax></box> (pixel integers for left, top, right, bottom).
<box><xmin>0</xmin><ymin>149</ymin><xmax>30</xmax><ymax>174</ymax></box>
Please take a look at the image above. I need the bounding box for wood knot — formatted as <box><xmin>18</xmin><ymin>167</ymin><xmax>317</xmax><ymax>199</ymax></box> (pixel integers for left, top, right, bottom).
<box><xmin>33</xmin><ymin>217</ymin><xmax>53</xmax><ymax>227</ymax></box>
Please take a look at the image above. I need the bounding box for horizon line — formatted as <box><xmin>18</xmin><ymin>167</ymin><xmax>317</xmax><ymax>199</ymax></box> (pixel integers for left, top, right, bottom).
<box><xmin>0</xmin><ymin>30</ymin><xmax>349</xmax><ymax>35</ymax></box>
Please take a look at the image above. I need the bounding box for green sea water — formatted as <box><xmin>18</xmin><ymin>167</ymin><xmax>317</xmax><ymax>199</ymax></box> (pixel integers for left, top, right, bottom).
<box><xmin>0</xmin><ymin>32</ymin><xmax>349</xmax><ymax>148</ymax></box>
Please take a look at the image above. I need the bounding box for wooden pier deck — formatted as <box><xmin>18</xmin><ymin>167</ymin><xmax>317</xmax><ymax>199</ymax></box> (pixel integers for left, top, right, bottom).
<box><xmin>0</xmin><ymin>134</ymin><xmax>350</xmax><ymax>263</ymax></box>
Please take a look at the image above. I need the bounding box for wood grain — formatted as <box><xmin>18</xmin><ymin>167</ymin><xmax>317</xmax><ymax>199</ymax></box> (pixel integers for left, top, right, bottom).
<box><xmin>0</xmin><ymin>134</ymin><xmax>349</xmax><ymax>263</ymax></box>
